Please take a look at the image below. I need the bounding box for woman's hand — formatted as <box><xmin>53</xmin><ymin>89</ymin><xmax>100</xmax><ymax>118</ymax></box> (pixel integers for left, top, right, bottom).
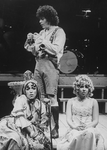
<box><xmin>85</xmin><ymin>123</ymin><xmax>94</xmax><ymax>129</ymax></box>
<box><xmin>73</xmin><ymin>124</ymin><xmax>86</xmax><ymax>131</ymax></box>
<box><xmin>30</xmin><ymin>131</ymin><xmax>38</xmax><ymax>139</ymax></box>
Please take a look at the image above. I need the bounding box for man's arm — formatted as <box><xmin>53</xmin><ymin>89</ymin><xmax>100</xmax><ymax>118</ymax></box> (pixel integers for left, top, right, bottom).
<box><xmin>24</xmin><ymin>32</ymin><xmax>40</xmax><ymax>56</ymax></box>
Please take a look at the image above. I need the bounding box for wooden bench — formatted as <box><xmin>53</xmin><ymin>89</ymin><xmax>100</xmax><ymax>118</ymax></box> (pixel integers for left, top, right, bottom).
<box><xmin>58</xmin><ymin>85</ymin><xmax>107</xmax><ymax>113</ymax></box>
<box><xmin>0</xmin><ymin>74</ymin><xmax>107</xmax><ymax>113</ymax></box>
<box><xmin>59</xmin><ymin>98</ymin><xmax>107</xmax><ymax>113</ymax></box>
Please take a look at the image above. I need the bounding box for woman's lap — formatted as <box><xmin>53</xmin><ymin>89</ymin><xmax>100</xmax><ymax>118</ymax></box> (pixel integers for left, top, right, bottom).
<box><xmin>57</xmin><ymin>128</ymin><xmax>105</xmax><ymax>150</ymax></box>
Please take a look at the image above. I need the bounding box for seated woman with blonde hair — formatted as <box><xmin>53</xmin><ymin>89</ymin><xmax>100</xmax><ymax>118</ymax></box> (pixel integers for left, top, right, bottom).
<box><xmin>57</xmin><ymin>74</ymin><xmax>106</xmax><ymax>150</ymax></box>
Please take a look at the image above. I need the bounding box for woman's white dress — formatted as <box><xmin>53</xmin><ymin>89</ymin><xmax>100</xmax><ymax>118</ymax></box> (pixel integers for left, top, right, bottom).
<box><xmin>0</xmin><ymin>95</ymin><xmax>51</xmax><ymax>150</ymax></box>
<box><xmin>57</xmin><ymin>97</ymin><xmax>106</xmax><ymax>150</ymax></box>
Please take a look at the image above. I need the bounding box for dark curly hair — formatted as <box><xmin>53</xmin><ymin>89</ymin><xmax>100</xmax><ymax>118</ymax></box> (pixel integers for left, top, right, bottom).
<box><xmin>36</xmin><ymin>5</ymin><xmax>59</xmax><ymax>25</ymax></box>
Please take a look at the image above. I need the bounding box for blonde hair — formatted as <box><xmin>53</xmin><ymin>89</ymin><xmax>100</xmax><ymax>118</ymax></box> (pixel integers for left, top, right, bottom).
<box><xmin>73</xmin><ymin>74</ymin><xmax>94</xmax><ymax>97</ymax></box>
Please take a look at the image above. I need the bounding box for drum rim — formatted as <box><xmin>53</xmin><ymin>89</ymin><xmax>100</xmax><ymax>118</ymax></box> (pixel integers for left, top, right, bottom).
<box><xmin>59</xmin><ymin>50</ymin><xmax>78</xmax><ymax>74</ymax></box>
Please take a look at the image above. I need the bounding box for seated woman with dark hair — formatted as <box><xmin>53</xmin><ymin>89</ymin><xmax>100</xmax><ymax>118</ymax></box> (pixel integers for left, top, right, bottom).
<box><xmin>0</xmin><ymin>76</ymin><xmax>51</xmax><ymax>150</ymax></box>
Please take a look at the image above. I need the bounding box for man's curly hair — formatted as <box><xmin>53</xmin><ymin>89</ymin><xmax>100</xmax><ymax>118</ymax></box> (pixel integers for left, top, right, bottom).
<box><xmin>73</xmin><ymin>74</ymin><xmax>94</xmax><ymax>97</ymax></box>
<box><xmin>36</xmin><ymin>5</ymin><xmax>59</xmax><ymax>25</ymax></box>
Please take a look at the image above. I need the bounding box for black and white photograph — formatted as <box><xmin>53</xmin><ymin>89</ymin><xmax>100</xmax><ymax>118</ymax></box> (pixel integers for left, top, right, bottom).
<box><xmin>0</xmin><ymin>0</ymin><xmax>107</xmax><ymax>149</ymax></box>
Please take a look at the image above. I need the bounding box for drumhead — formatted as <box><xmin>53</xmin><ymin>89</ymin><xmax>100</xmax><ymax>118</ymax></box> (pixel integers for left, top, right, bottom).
<box><xmin>59</xmin><ymin>51</ymin><xmax>78</xmax><ymax>73</ymax></box>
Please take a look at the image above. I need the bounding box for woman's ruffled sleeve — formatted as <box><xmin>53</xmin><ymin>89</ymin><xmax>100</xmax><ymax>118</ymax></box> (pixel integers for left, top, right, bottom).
<box><xmin>11</xmin><ymin>95</ymin><xmax>31</xmax><ymax>129</ymax></box>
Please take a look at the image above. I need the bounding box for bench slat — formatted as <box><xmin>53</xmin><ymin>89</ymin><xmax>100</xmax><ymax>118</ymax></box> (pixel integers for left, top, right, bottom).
<box><xmin>59</xmin><ymin>98</ymin><xmax>107</xmax><ymax>102</ymax></box>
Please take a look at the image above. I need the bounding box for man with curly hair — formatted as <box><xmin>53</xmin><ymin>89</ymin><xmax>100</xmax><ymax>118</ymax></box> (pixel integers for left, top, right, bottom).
<box><xmin>24</xmin><ymin>5</ymin><xmax>66</xmax><ymax>138</ymax></box>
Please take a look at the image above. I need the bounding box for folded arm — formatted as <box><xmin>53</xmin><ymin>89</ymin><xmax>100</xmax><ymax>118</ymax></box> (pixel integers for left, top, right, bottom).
<box><xmin>41</xmin><ymin>28</ymin><xmax>66</xmax><ymax>56</ymax></box>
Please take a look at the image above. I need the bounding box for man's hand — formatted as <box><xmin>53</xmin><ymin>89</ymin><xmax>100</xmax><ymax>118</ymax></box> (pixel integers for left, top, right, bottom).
<box><xmin>43</xmin><ymin>98</ymin><xmax>50</xmax><ymax>103</ymax></box>
<box><xmin>27</xmin><ymin>33</ymin><xmax>33</xmax><ymax>40</ymax></box>
<box><xmin>33</xmin><ymin>32</ymin><xmax>40</xmax><ymax>40</ymax></box>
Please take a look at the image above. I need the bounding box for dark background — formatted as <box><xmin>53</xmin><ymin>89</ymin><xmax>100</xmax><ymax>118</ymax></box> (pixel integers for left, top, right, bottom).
<box><xmin>0</xmin><ymin>0</ymin><xmax>107</xmax><ymax>74</ymax></box>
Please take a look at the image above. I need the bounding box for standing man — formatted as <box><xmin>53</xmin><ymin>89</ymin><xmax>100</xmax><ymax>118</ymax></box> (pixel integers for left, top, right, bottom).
<box><xmin>24</xmin><ymin>5</ymin><xmax>66</xmax><ymax>138</ymax></box>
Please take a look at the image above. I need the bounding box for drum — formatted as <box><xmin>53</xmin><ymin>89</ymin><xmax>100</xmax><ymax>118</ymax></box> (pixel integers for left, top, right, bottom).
<box><xmin>59</xmin><ymin>50</ymin><xmax>84</xmax><ymax>74</ymax></box>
